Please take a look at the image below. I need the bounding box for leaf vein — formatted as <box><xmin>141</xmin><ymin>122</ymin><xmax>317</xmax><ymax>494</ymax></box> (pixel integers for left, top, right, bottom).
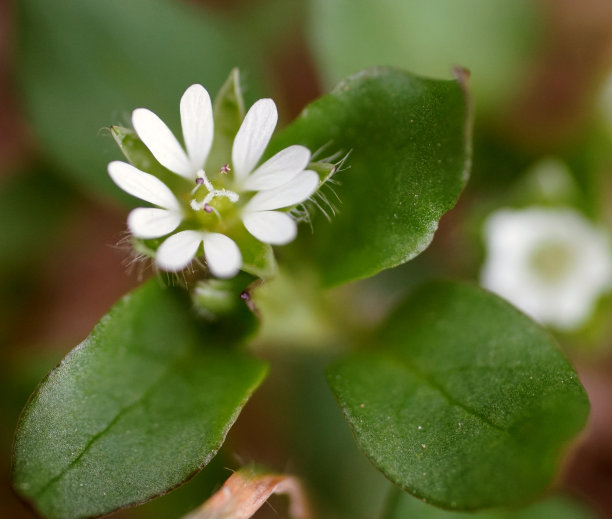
<box><xmin>35</xmin><ymin>358</ymin><xmax>184</xmax><ymax>499</ymax></box>
<box><xmin>392</xmin><ymin>354</ymin><xmax>507</xmax><ymax>433</ymax></box>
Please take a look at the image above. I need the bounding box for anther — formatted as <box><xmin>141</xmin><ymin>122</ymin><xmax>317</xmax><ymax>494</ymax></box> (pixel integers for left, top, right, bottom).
<box><xmin>220</xmin><ymin>164</ymin><xmax>231</xmax><ymax>174</ymax></box>
<box><xmin>195</xmin><ymin>177</ymin><xmax>205</xmax><ymax>185</ymax></box>
<box><xmin>203</xmin><ymin>203</ymin><xmax>213</xmax><ymax>214</ymax></box>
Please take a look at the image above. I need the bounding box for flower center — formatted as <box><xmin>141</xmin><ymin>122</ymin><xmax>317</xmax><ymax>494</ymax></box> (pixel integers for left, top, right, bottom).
<box><xmin>189</xmin><ymin>167</ymin><xmax>239</xmax><ymax>216</ymax></box>
<box><xmin>529</xmin><ymin>240</ymin><xmax>576</xmax><ymax>283</ymax></box>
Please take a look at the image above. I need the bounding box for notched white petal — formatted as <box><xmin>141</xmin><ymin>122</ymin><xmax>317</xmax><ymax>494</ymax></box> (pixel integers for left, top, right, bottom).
<box><xmin>127</xmin><ymin>208</ymin><xmax>182</xmax><ymax>239</ymax></box>
<box><xmin>108</xmin><ymin>161</ymin><xmax>182</xmax><ymax>211</ymax></box>
<box><xmin>242</xmin><ymin>211</ymin><xmax>297</xmax><ymax>245</ymax></box>
<box><xmin>232</xmin><ymin>98</ymin><xmax>278</xmax><ymax>182</ymax></box>
<box><xmin>132</xmin><ymin>108</ymin><xmax>193</xmax><ymax>178</ymax></box>
<box><xmin>202</xmin><ymin>233</ymin><xmax>242</xmax><ymax>278</ymax></box>
<box><xmin>181</xmin><ymin>84</ymin><xmax>213</xmax><ymax>171</ymax></box>
<box><xmin>244</xmin><ymin>170</ymin><xmax>319</xmax><ymax>212</ymax></box>
<box><xmin>243</xmin><ymin>145</ymin><xmax>311</xmax><ymax>191</ymax></box>
<box><xmin>156</xmin><ymin>230</ymin><xmax>204</xmax><ymax>271</ymax></box>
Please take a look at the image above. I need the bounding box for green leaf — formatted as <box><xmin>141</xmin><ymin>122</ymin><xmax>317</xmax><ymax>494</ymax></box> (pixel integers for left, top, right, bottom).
<box><xmin>308</xmin><ymin>0</ymin><xmax>541</xmax><ymax>114</ymax></box>
<box><xmin>383</xmin><ymin>488</ymin><xmax>595</xmax><ymax>519</ymax></box>
<box><xmin>13</xmin><ymin>280</ymin><xmax>267</xmax><ymax>519</ymax></box>
<box><xmin>271</xmin><ymin>67</ymin><xmax>471</xmax><ymax>286</ymax></box>
<box><xmin>327</xmin><ymin>281</ymin><xmax>589</xmax><ymax>510</ymax></box>
<box><xmin>16</xmin><ymin>0</ymin><xmax>267</xmax><ymax>199</ymax></box>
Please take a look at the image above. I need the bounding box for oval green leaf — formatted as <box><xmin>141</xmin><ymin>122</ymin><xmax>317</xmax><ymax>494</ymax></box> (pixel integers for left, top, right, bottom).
<box><xmin>13</xmin><ymin>280</ymin><xmax>267</xmax><ymax>519</ymax></box>
<box><xmin>271</xmin><ymin>67</ymin><xmax>471</xmax><ymax>286</ymax></box>
<box><xmin>327</xmin><ymin>281</ymin><xmax>589</xmax><ymax>510</ymax></box>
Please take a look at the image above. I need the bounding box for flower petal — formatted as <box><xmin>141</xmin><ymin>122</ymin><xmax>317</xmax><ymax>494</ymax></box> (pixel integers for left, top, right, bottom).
<box><xmin>242</xmin><ymin>145</ymin><xmax>311</xmax><ymax>191</ymax></box>
<box><xmin>232</xmin><ymin>98</ymin><xmax>278</xmax><ymax>183</ymax></box>
<box><xmin>202</xmin><ymin>233</ymin><xmax>242</xmax><ymax>278</ymax></box>
<box><xmin>108</xmin><ymin>161</ymin><xmax>182</xmax><ymax>211</ymax></box>
<box><xmin>132</xmin><ymin>108</ymin><xmax>193</xmax><ymax>178</ymax></box>
<box><xmin>127</xmin><ymin>208</ymin><xmax>182</xmax><ymax>239</ymax></box>
<box><xmin>180</xmin><ymin>84</ymin><xmax>213</xmax><ymax>171</ymax></box>
<box><xmin>242</xmin><ymin>211</ymin><xmax>297</xmax><ymax>245</ymax></box>
<box><xmin>156</xmin><ymin>230</ymin><xmax>204</xmax><ymax>271</ymax></box>
<box><xmin>244</xmin><ymin>170</ymin><xmax>319</xmax><ymax>212</ymax></box>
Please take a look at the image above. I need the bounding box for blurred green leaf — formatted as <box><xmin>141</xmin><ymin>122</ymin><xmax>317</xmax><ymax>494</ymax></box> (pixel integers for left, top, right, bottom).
<box><xmin>272</xmin><ymin>67</ymin><xmax>471</xmax><ymax>286</ymax></box>
<box><xmin>328</xmin><ymin>281</ymin><xmax>589</xmax><ymax>510</ymax></box>
<box><xmin>13</xmin><ymin>279</ymin><xmax>267</xmax><ymax>519</ymax></box>
<box><xmin>309</xmin><ymin>0</ymin><xmax>541</xmax><ymax>114</ymax></box>
<box><xmin>383</xmin><ymin>488</ymin><xmax>595</xmax><ymax>519</ymax></box>
<box><xmin>16</xmin><ymin>0</ymin><xmax>267</xmax><ymax>200</ymax></box>
<box><xmin>0</xmin><ymin>170</ymin><xmax>74</xmax><ymax>271</ymax></box>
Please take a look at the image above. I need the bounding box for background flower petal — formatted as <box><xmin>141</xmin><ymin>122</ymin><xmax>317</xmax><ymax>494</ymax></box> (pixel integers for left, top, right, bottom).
<box><xmin>232</xmin><ymin>98</ymin><xmax>278</xmax><ymax>183</ymax></box>
<box><xmin>127</xmin><ymin>208</ymin><xmax>182</xmax><ymax>239</ymax></box>
<box><xmin>242</xmin><ymin>145</ymin><xmax>311</xmax><ymax>191</ymax></box>
<box><xmin>202</xmin><ymin>232</ymin><xmax>242</xmax><ymax>278</ymax></box>
<box><xmin>107</xmin><ymin>161</ymin><xmax>182</xmax><ymax>211</ymax></box>
<box><xmin>244</xmin><ymin>170</ymin><xmax>319</xmax><ymax>212</ymax></box>
<box><xmin>155</xmin><ymin>230</ymin><xmax>204</xmax><ymax>271</ymax></box>
<box><xmin>132</xmin><ymin>108</ymin><xmax>193</xmax><ymax>178</ymax></box>
<box><xmin>242</xmin><ymin>210</ymin><xmax>297</xmax><ymax>245</ymax></box>
<box><xmin>180</xmin><ymin>84</ymin><xmax>213</xmax><ymax>172</ymax></box>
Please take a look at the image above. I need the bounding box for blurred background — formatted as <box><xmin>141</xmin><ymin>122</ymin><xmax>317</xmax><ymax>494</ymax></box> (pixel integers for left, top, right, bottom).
<box><xmin>3</xmin><ymin>0</ymin><xmax>612</xmax><ymax>517</ymax></box>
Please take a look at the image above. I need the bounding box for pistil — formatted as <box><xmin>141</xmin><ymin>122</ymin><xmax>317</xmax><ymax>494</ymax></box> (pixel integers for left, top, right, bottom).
<box><xmin>190</xmin><ymin>168</ymin><xmax>239</xmax><ymax>213</ymax></box>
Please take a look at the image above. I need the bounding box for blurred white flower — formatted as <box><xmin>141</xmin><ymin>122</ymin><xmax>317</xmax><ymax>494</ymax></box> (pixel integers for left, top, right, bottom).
<box><xmin>481</xmin><ymin>207</ymin><xmax>612</xmax><ymax>330</ymax></box>
<box><xmin>108</xmin><ymin>84</ymin><xmax>318</xmax><ymax>278</ymax></box>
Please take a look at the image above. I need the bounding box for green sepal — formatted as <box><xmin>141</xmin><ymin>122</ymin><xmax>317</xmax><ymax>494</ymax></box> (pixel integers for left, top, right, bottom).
<box><xmin>309</xmin><ymin>159</ymin><xmax>340</xmax><ymax>184</ymax></box>
<box><xmin>109</xmin><ymin>125</ymin><xmax>189</xmax><ymax>197</ymax></box>
<box><xmin>229</xmin><ymin>226</ymin><xmax>277</xmax><ymax>281</ymax></box>
<box><xmin>207</xmin><ymin>68</ymin><xmax>245</xmax><ymax>175</ymax></box>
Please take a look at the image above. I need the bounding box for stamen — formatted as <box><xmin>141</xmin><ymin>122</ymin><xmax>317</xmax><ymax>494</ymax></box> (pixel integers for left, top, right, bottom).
<box><xmin>195</xmin><ymin>169</ymin><xmax>214</xmax><ymax>191</ymax></box>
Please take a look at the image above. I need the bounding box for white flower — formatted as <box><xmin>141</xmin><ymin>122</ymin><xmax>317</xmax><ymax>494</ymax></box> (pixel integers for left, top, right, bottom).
<box><xmin>230</xmin><ymin>98</ymin><xmax>318</xmax><ymax>245</ymax></box>
<box><xmin>481</xmin><ymin>207</ymin><xmax>612</xmax><ymax>330</ymax></box>
<box><xmin>108</xmin><ymin>84</ymin><xmax>318</xmax><ymax>278</ymax></box>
